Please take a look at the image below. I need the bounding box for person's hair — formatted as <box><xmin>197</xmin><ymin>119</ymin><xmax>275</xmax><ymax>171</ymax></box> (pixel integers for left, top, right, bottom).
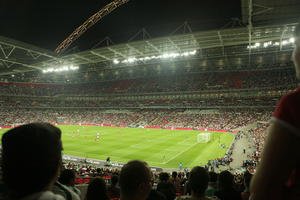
<box><xmin>110</xmin><ymin>175</ymin><xmax>119</xmax><ymax>186</ymax></box>
<box><xmin>85</xmin><ymin>178</ymin><xmax>109</xmax><ymax>200</ymax></box>
<box><xmin>159</xmin><ymin>172</ymin><xmax>169</xmax><ymax>182</ymax></box>
<box><xmin>119</xmin><ymin>160</ymin><xmax>151</xmax><ymax>197</ymax></box>
<box><xmin>208</xmin><ymin>172</ymin><xmax>218</xmax><ymax>183</ymax></box>
<box><xmin>172</xmin><ymin>171</ymin><xmax>177</xmax><ymax>178</ymax></box>
<box><xmin>1</xmin><ymin>123</ymin><xmax>62</xmax><ymax>197</ymax></box>
<box><xmin>189</xmin><ymin>166</ymin><xmax>209</xmax><ymax>197</ymax></box>
<box><xmin>58</xmin><ymin>169</ymin><xmax>76</xmax><ymax>186</ymax></box>
<box><xmin>218</xmin><ymin>170</ymin><xmax>234</xmax><ymax>189</ymax></box>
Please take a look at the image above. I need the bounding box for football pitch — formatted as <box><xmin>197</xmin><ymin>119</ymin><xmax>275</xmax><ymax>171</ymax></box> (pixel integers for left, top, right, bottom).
<box><xmin>0</xmin><ymin>125</ymin><xmax>235</xmax><ymax>168</ymax></box>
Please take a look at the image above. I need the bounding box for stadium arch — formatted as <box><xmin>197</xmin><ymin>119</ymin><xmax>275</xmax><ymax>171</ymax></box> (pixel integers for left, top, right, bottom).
<box><xmin>55</xmin><ymin>0</ymin><xmax>130</xmax><ymax>54</ymax></box>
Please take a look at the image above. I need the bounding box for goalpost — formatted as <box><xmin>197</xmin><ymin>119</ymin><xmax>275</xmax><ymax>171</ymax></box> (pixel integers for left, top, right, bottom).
<box><xmin>197</xmin><ymin>133</ymin><xmax>211</xmax><ymax>143</ymax></box>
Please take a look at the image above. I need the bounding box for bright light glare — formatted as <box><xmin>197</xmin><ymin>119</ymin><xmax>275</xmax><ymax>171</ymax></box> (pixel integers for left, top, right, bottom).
<box><xmin>290</xmin><ymin>37</ymin><xmax>295</xmax><ymax>43</ymax></box>
<box><xmin>42</xmin><ymin>65</ymin><xmax>79</xmax><ymax>73</ymax></box>
<box><xmin>247</xmin><ymin>37</ymin><xmax>295</xmax><ymax>49</ymax></box>
<box><xmin>113</xmin><ymin>50</ymin><xmax>197</xmax><ymax>65</ymax></box>
<box><xmin>281</xmin><ymin>40</ymin><xmax>288</xmax><ymax>45</ymax></box>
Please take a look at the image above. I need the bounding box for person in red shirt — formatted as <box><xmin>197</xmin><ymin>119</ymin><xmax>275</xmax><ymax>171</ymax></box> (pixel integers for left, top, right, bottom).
<box><xmin>250</xmin><ymin>23</ymin><xmax>300</xmax><ymax>200</ymax></box>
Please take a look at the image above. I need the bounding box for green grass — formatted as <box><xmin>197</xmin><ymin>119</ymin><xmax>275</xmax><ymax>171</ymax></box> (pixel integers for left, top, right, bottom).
<box><xmin>0</xmin><ymin>125</ymin><xmax>235</xmax><ymax>168</ymax></box>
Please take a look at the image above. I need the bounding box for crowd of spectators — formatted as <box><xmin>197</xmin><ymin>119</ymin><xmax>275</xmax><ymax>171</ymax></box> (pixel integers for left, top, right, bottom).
<box><xmin>0</xmin><ymin>68</ymin><xmax>297</xmax><ymax>96</ymax></box>
<box><xmin>60</xmin><ymin>161</ymin><xmax>253</xmax><ymax>200</ymax></box>
<box><xmin>242</xmin><ymin>123</ymin><xmax>270</xmax><ymax>169</ymax></box>
<box><xmin>0</xmin><ymin>96</ymin><xmax>281</xmax><ymax>108</ymax></box>
<box><xmin>0</xmin><ymin>108</ymin><xmax>271</xmax><ymax>131</ymax></box>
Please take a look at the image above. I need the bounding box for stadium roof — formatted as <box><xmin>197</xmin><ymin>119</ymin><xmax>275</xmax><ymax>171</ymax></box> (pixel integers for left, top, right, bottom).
<box><xmin>241</xmin><ymin>0</ymin><xmax>300</xmax><ymax>25</ymax></box>
<box><xmin>0</xmin><ymin>35</ymin><xmax>58</xmax><ymax>74</ymax></box>
<box><xmin>0</xmin><ymin>22</ymin><xmax>297</xmax><ymax>76</ymax></box>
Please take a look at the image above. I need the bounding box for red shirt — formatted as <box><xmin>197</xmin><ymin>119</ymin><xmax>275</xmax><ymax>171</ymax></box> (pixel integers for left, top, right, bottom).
<box><xmin>273</xmin><ymin>87</ymin><xmax>300</xmax><ymax>134</ymax></box>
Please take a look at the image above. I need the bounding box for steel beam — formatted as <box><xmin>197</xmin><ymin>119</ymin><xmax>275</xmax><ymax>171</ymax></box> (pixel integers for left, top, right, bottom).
<box><xmin>145</xmin><ymin>41</ymin><xmax>161</xmax><ymax>53</ymax></box>
<box><xmin>90</xmin><ymin>51</ymin><xmax>111</xmax><ymax>61</ymax></box>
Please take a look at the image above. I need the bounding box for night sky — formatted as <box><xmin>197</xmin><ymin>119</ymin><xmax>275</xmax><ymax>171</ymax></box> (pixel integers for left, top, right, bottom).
<box><xmin>0</xmin><ymin>0</ymin><xmax>241</xmax><ymax>51</ymax></box>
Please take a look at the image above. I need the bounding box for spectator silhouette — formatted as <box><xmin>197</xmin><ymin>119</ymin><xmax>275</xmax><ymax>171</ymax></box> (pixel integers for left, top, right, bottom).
<box><xmin>85</xmin><ymin>178</ymin><xmax>109</xmax><ymax>200</ymax></box>
<box><xmin>241</xmin><ymin>172</ymin><xmax>252</xmax><ymax>200</ymax></box>
<box><xmin>156</xmin><ymin>172</ymin><xmax>176</xmax><ymax>200</ymax></box>
<box><xmin>1</xmin><ymin>123</ymin><xmax>63</xmax><ymax>200</ymax></box>
<box><xmin>206</xmin><ymin>172</ymin><xmax>218</xmax><ymax>197</ymax></box>
<box><xmin>107</xmin><ymin>175</ymin><xmax>120</xmax><ymax>199</ymax></box>
<box><xmin>119</xmin><ymin>160</ymin><xmax>152</xmax><ymax>200</ymax></box>
<box><xmin>56</xmin><ymin>169</ymin><xmax>81</xmax><ymax>199</ymax></box>
<box><xmin>188</xmin><ymin>166</ymin><xmax>218</xmax><ymax>200</ymax></box>
<box><xmin>177</xmin><ymin>167</ymin><xmax>218</xmax><ymax>200</ymax></box>
<box><xmin>147</xmin><ymin>172</ymin><xmax>166</xmax><ymax>200</ymax></box>
<box><xmin>215</xmin><ymin>171</ymin><xmax>241</xmax><ymax>200</ymax></box>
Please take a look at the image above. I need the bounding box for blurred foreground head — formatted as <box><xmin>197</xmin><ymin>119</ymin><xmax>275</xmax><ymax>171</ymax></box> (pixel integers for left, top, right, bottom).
<box><xmin>189</xmin><ymin>166</ymin><xmax>209</xmax><ymax>197</ymax></box>
<box><xmin>119</xmin><ymin>160</ymin><xmax>152</xmax><ymax>200</ymax></box>
<box><xmin>1</xmin><ymin>123</ymin><xmax>62</xmax><ymax>197</ymax></box>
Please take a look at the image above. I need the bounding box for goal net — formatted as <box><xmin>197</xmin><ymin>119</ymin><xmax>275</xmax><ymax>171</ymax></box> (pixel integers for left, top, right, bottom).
<box><xmin>197</xmin><ymin>133</ymin><xmax>211</xmax><ymax>143</ymax></box>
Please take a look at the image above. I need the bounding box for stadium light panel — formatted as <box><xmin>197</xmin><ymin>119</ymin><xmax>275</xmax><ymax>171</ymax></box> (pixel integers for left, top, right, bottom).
<box><xmin>42</xmin><ymin>65</ymin><xmax>79</xmax><ymax>73</ymax></box>
<box><xmin>281</xmin><ymin>40</ymin><xmax>288</xmax><ymax>45</ymax></box>
<box><xmin>247</xmin><ymin>37</ymin><xmax>295</xmax><ymax>49</ymax></box>
<box><xmin>128</xmin><ymin>58</ymin><xmax>137</xmax><ymax>63</ymax></box>
<box><xmin>113</xmin><ymin>59</ymin><xmax>120</xmax><ymax>64</ymax></box>
<box><xmin>274</xmin><ymin>42</ymin><xmax>280</xmax><ymax>46</ymax></box>
<box><xmin>113</xmin><ymin>50</ymin><xmax>197</xmax><ymax>65</ymax></box>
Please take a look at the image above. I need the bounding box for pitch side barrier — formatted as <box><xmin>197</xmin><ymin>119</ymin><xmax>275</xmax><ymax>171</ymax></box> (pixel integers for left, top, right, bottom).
<box><xmin>62</xmin><ymin>155</ymin><xmax>163</xmax><ymax>173</ymax></box>
<box><xmin>0</xmin><ymin>123</ymin><xmax>237</xmax><ymax>134</ymax></box>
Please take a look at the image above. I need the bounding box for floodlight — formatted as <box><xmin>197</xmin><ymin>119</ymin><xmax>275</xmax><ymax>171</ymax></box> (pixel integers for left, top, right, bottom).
<box><xmin>127</xmin><ymin>58</ymin><xmax>137</xmax><ymax>63</ymax></box>
<box><xmin>113</xmin><ymin>50</ymin><xmax>197</xmax><ymax>65</ymax></box>
<box><xmin>42</xmin><ymin>65</ymin><xmax>79</xmax><ymax>73</ymax></box>
<box><xmin>190</xmin><ymin>50</ymin><xmax>197</xmax><ymax>55</ymax></box>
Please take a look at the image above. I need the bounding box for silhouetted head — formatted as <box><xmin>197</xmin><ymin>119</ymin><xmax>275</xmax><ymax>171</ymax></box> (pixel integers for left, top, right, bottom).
<box><xmin>159</xmin><ymin>172</ymin><xmax>170</xmax><ymax>182</ymax></box>
<box><xmin>2</xmin><ymin>123</ymin><xmax>62</xmax><ymax>198</ymax></box>
<box><xmin>119</xmin><ymin>160</ymin><xmax>152</xmax><ymax>199</ymax></box>
<box><xmin>189</xmin><ymin>166</ymin><xmax>209</xmax><ymax>197</ymax></box>
<box><xmin>85</xmin><ymin>178</ymin><xmax>109</xmax><ymax>200</ymax></box>
<box><xmin>111</xmin><ymin>175</ymin><xmax>119</xmax><ymax>186</ymax></box>
<box><xmin>218</xmin><ymin>170</ymin><xmax>234</xmax><ymax>189</ymax></box>
<box><xmin>58</xmin><ymin>169</ymin><xmax>76</xmax><ymax>187</ymax></box>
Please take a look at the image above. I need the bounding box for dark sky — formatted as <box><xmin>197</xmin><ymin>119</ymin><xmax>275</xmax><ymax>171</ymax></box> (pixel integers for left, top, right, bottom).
<box><xmin>0</xmin><ymin>0</ymin><xmax>241</xmax><ymax>51</ymax></box>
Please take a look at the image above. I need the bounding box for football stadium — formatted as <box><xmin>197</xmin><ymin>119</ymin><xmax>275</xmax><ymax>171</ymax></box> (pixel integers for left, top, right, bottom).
<box><xmin>0</xmin><ymin>0</ymin><xmax>300</xmax><ymax>199</ymax></box>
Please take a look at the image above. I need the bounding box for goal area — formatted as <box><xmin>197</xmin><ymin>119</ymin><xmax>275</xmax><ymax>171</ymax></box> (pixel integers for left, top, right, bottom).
<box><xmin>197</xmin><ymin>133</ymin><xmax>211</xmax><ymax>143</ymax></box>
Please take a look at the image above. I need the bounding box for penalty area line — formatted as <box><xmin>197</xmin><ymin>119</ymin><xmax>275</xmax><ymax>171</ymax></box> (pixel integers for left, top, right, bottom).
<box><xmin>161</xmin><ymin>142</ymin><xmax>199</xmax><ymax>164</ymax></box>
